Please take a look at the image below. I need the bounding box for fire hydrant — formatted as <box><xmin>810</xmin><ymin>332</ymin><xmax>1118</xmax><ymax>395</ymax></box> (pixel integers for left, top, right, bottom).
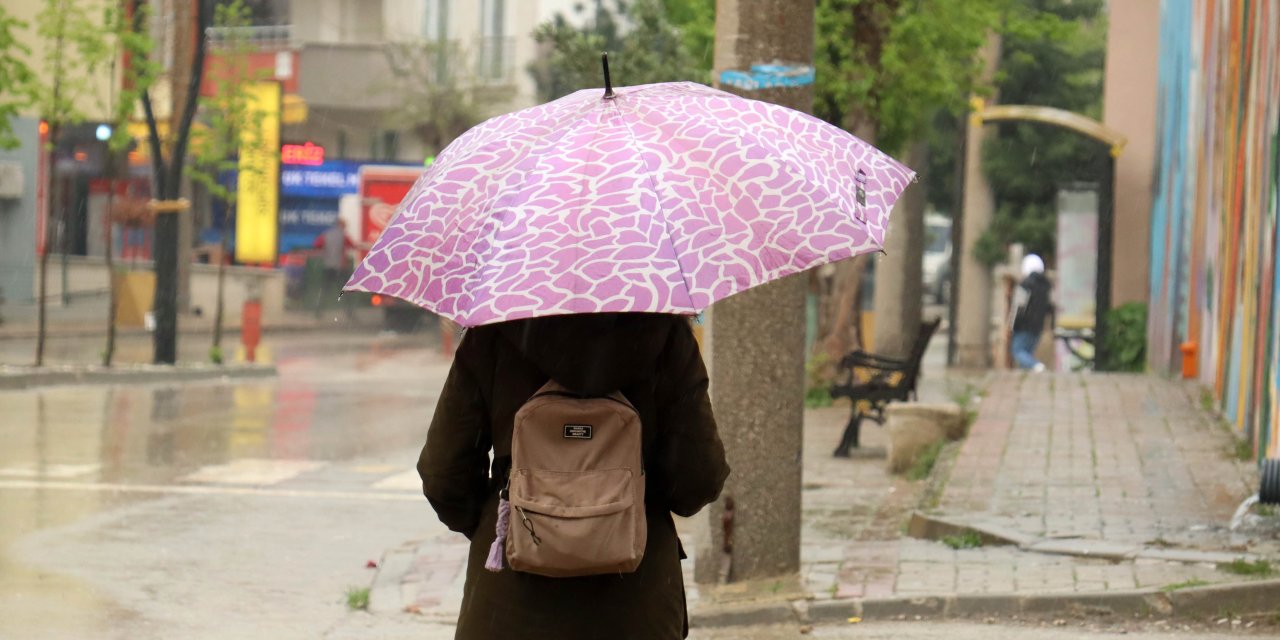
<box><xmin>1180</xmin><ymin>341</ymin><xmax>1198</xmax><ymax>379</ymax></box>
<box><xmin>242</xmin><ymin>299</ymin><xmax>262</xmax><ymax>363</ymax></box>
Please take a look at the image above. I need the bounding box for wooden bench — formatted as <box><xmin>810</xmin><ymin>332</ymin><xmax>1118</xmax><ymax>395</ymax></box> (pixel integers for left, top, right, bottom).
<box><xmin>828</xmin><ymin>317</ymin><xmax>942</xmax><ymax>457</ymax></box>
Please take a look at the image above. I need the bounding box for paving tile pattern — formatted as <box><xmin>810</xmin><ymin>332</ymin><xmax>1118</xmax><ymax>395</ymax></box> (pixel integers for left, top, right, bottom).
<box><xmin>391</xmin><ymin>371</ymin><xmax>1275</xmax><ymax>619</ymax></box>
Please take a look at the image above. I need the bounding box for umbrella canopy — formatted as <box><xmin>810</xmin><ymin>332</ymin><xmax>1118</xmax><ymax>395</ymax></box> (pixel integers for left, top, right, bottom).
<box><xmin>345</xmin><ymin>81</ymin><xmax>915</xmax><ymax>327</ymax></box>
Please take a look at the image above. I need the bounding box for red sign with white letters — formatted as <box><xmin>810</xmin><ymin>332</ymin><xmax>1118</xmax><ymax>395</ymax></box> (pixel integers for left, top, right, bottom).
<box><xmin>281</xmin><ymin>142</ymin><xmax>324</xmax><ymax>165</ymax></box>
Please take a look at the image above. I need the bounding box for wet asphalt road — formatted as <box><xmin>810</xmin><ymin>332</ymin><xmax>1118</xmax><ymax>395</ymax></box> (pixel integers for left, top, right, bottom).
<box><xmin>1</xmin><ymin>330</ymin><xmax>455</xmax><ymax>639</ymax></box>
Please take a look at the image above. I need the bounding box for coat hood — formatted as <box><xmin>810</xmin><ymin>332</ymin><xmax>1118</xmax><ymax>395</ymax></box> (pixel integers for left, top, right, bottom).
<box><xmin>494</xmin><ymin>313</ymin><xmax>681</xmax><ymax>395</ymax></box>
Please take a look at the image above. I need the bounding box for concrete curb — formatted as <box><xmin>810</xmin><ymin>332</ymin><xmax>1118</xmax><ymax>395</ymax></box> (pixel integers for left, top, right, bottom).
<box><xmin>367</xmin><ymin>542</ymin><xmax>417</xmax><ymax>615</ymax></box>
<box><xmin>0</xmin><ymin>320</ymin><xmax>377</xmax><ymax>342</ymax></box>
<box><xmin>0</xmin><ymin>363</ymin><xmax>277</xmax><ymax>389</ymax></box>
<box><xmin>907</xmin><ymin>511</ymin><xmax>1261</xmax><ymax>565</ymax></box>
<box><xmin>690</xmin><ymin>579</ymin><xmax>1280</xmax><ymax>629</ymax></box>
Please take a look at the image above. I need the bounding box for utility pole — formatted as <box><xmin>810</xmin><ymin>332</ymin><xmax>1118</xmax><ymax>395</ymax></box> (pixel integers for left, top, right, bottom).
<box><xmin>694</xmin><ymin>0</ymin><xmax>813</xmax><ymax>585</ymax></box>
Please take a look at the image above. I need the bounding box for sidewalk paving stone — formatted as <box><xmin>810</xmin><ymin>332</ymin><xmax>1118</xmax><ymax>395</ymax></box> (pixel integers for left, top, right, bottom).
<box><xmin>372</xmin><ymin>365</ymin><xmax>1280</xmax><ymax>629</ymax></box>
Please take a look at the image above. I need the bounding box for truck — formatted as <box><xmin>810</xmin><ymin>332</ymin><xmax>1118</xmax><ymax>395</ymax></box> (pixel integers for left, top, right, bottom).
<box><xmin>357</xmin><ymin>165</ymin><xmax>425</xmax><ymax>332</ymax></box>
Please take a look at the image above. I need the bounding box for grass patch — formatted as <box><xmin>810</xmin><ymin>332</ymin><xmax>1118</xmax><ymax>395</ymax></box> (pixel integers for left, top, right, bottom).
<box><xmin>1233</xmin><ymin>439</ymin><xmax>1255</xmax><ymax>462</ymax></box>
<box><xmin>907</xmin><ymin>440</ymin><xmax>946</xmax><ymax>481</ymax></box>
<box><xmin>1218</xmin><ymin>559</ymin><xmax>1274</xmax><ymax>577</ymax></box>
<box><xmin>805</xmin><ymin>386</ymin><xmax>833</xmax><ymax>408</ymax></box>
<box><xmin>1160</xmin><ymin>578</ymin><xmax>1210</xmax><ymax>592</ymax></box>
<box><xmin>346</xmin><ymin>586</ymin><xmax>371</xmax><ymax>611</ymax></box>
<box><xmin>947</xmin><ymin>383</ymin><xmax>982</xmax><ymax>437</ymax></box>
<box><xmin>1257</xmin><ymin>504</ymin><xmax>1278</xmax><ymax>517</ymax></box>
<box><xmin>1200</xmin><ymin>388</ymin><xmax>1215</xmax><ymax>413</ymax></box>
<box><xmin>941</xmin><ymin>531</ymin><xmax>984</xmax><ymax>550</ymax></box>
<box><xmin>1147</xmin><ymin>537</ymin><xmax>1176</xmax><ymax>548</ymax></box>
<box><xmin>948</xmin><ymin>384</ymin><xmax>975</xmax><ymax>409</ymax></box>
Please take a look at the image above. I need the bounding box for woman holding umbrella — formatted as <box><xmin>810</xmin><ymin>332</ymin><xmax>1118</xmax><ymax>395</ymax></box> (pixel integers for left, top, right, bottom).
<box><xmin>345</xmin><ymin>57</ymin><xmax>914</xmax><ymax>639</ymax></box>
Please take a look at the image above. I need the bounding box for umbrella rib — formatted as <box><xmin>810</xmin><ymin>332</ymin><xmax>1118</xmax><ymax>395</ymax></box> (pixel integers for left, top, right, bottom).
<box><xmin>455</xmin><ymin>98</ymin><xmax>605</xmax><ymax>323</ymax></box>
<box><xmin>612</xmin><ymin>98</ymin><xmax>698</xmax><ymax>313</ymax></box>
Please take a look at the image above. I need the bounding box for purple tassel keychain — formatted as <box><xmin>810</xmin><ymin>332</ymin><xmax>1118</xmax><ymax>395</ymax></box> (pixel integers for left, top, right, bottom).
<box><xmin>484</xmin><ymin>492</ymin><xmax>511</xmax><ymax>572</ymax></box>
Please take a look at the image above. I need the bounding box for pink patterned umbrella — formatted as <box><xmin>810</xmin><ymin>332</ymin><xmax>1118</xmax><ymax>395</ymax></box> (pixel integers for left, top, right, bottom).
<box><xmin>345</xmin><ymin>81</ymin><xmax>915</xmax><ymax>327</ymax></box>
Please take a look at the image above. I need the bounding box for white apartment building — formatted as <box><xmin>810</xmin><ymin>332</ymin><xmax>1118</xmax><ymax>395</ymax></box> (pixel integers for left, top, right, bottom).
<box><xmin>290</xmin><ymin>0</ymin><xmax>542</xmax><ymax>163</ymax></box>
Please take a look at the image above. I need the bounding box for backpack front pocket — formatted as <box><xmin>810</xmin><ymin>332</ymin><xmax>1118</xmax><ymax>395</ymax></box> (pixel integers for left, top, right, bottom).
<box><xmin>506</xmin><ymin>468</ymin><xmax>645</xmax><ymax>577</ymax></box>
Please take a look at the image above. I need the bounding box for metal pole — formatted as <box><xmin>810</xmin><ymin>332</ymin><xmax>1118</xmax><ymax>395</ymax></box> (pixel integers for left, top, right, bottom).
<box><xmin>1094</xmin><ymin>151</ymin><xmax>1116</xmax><ymax>371</ymax></box>
<box><xmin>946</xmin><ymin>118</ymin><xmax>967</xmax><ymax>366</ymax></box>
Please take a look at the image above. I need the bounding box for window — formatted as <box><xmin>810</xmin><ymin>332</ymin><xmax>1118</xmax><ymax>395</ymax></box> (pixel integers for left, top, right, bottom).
<box><xmin>423</xmin><ymin>0</ymin><xmax>448</xmax><ymax>42</ymax></box>
<box><xmin>478</xmin><ymin>0</ymin><xmax>508</xmax><ymax>81</ymax></box>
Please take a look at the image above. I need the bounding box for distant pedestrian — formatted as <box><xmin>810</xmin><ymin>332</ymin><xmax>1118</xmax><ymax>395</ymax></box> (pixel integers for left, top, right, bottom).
<box><xmin>1010</xmin><ymin>254</ymin><xmax>1053</xmax><ymax>372</ymax></box>
<box><xmin>419</xmin><ymin>313</ymin><xmax>729</xmax><ymax>639</ymax></box>
<box><xmin>313</xmin><ymin>218</ymin><xmax>356</xmax><ymax>318</ymax></box>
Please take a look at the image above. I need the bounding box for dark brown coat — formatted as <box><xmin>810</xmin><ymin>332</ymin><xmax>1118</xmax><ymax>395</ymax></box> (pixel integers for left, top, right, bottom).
<box><xmin>418</xmin><ymin>313</ymin><xmax>729</xmax><ymax>640</ymax></box>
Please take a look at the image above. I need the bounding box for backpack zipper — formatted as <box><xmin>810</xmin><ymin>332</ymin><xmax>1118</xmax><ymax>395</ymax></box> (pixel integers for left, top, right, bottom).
<box><xmin>515</xmin><ymin>505</ymin><xmax>542</xmax><ymax>545</ymax></box>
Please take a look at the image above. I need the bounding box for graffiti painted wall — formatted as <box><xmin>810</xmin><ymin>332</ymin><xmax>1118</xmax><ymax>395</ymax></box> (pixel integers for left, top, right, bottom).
<box><xmin>1149</xmin><ymin>0</ymin><xmax>1280</xmax><ymax>459</ymax></box>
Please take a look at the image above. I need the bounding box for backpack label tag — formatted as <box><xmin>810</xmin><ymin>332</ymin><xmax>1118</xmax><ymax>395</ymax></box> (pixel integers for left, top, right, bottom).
<box><xmin>563</xmin><ymin>424</ymin><xmax>593</xmax><ymax>440</ymax></box>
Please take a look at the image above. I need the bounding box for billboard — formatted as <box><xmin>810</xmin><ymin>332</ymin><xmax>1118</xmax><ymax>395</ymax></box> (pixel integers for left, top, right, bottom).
<box><xmin>235</xmin><ymin>81</ymin><xmax>282</xmax><ymax>264</ymax></box>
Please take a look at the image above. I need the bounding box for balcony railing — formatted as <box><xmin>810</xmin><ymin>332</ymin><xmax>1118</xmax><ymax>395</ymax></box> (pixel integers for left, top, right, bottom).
<box><xmin>475</xmin><ymin>36</ymin><xmax>515</xmax><ymax>84</ymax></box>
<box><xmin>206</xmin><ymin>24</ymin><xmax>293</xmax><ymax>49</ymax></box>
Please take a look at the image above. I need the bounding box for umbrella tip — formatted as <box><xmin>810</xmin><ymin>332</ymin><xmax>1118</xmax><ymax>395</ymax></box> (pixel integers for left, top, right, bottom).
<box><xmin>601</xmin><ymin>52</ymin><xmax>615</xmax><ymax>99</ymax></box>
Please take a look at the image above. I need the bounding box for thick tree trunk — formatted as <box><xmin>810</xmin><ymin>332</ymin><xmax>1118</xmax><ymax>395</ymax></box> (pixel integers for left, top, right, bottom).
<box><xmin>695</xmin><ymin>0</ymin><xmax>813</xmax><ymax>586</ymax></box>
<box><xmin>812</xmin><ymin>122</ymin><xmax>876</xmax><ymax>370</ymax></box>
<box><xmin>147</xmin><ymin>0</ymin><xmax>213</xmax><ymax>364</ymax></box>
<box><xmin>816</xmin><ymin>257</ymin><xmax>868</xmax><ymax>366</ymax></box>
<box><xmin>871</xmin><ymin>140</ymin><xmax>930</xmax><ymax>359</ymax></box>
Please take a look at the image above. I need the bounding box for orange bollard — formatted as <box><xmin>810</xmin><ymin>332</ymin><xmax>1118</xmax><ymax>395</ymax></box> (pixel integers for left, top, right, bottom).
<box><xmin>1180</xmin><ymin>341</ymin><xmax>1198</xmax><ymax>379</ymax></box>
<box><xmin>242</xmin><ymin>300</ymin><xmax>262</xmax><ymax>362</ymax></box>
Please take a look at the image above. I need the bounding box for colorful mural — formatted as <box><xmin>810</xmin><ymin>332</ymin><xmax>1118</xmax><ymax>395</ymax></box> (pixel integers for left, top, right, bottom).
<box><xmin>1150</xmin><ymin>0</ymin><xmax>1280</xmax><ymax>459</ymax></box>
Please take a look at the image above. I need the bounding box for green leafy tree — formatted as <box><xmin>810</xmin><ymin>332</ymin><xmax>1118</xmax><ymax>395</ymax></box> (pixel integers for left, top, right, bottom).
<box><xmin>660</xmin><ymin>0</ymin><xmax>714</xmax><ymax>82</ymax></box>
<box><xmin>0</xmin><ymin>6</ymin><xmax>34</xmax><ymax>150</ymax></box>
<box><xmin>974</xmin><ymin>0</ymin><xmax>1107</xmax><ymax>266</ymax></box>
<box><xmin>184</xmin><ymin>0</ymin><xmax>266</xmax><ymax>363</ymax></box>
<box><xmin>383</xmin><ymin>39</ymin><xmax>483</xmax><ymax>157</ymax></box>
<box><xmin>528</xmin><ymin>0</ymin><xmax>702</xmax><ymax>102</ymax></box>
<box><xmin>812</xmin><ymin>0</ymin><xmax>1002</xmax><ymax>360</ymax></box>
<box><xmin>19</xmin><ymin>0</ymin><xmax>123</xmax><ymax>366</ymax></box>
<box><xmin>102</xmin><ymin>0</ymin><xmax>161</xmax><ymax>366</ymax></box>
<box><xmin>815</xmin><ymin>0</ymin><xmax>1000</xmax><ymax>155</ymax></box>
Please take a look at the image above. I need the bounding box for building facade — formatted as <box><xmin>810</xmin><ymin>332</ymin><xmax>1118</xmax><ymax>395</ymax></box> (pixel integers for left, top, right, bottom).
<box><xmin>289</xmin><ymin>0</ymin><xmax>541</xmax><ymax>165</ymax></box>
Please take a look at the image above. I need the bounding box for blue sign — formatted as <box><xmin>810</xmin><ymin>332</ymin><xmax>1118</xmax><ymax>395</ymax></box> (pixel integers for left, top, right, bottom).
<box><xmin>719</xmin><ymin>63</ymin><xmax>815</xmax><ymax>91</ymax></box>
<box><xmin>205</xmin><ymin>159</ymin><xmax>420</xmax><ymax>259</ymax></box>
<box><xmin>279</xmin><ymin>160</ymin><xmax>363</xmax><ymax>199</ymax></box>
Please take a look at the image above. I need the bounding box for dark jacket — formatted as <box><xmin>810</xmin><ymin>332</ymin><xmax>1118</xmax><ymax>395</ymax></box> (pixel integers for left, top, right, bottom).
<box><xmin>1013</xmin><ymin>272</ymin><xmax>1053</xmax><ymax>334</ymax></box>
<box><xmin>418</xmin><ymin>313</ymin><xmax>729</xmax><ymax>640</ymax></box>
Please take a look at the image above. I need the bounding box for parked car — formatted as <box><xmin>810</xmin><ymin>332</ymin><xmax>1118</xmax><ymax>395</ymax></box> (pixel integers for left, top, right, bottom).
<box><xmin>923</xmin><ymin>213</ymin><xmax>953</xmax><ymax>304</ymax></box>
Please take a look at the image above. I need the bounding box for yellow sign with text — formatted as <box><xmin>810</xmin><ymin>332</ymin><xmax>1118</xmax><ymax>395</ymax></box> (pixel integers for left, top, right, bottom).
<box><xmin>235</xmin><ymin>81</ymin><xmax>282</xmax><ymax>264</ymax></box>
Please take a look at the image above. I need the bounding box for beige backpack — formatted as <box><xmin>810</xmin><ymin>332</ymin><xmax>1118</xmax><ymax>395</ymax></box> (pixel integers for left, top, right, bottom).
<box><xmin>484</xmin><ymin>381</ymin><xmax>647</xmax><ymax>577</ymax></box>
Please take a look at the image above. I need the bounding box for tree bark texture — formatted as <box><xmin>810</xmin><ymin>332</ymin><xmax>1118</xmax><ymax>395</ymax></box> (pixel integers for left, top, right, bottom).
<box><xmin>871</xmin><ymin>140</ymin><xmax>929</xmax><ymax>359</ymax></box>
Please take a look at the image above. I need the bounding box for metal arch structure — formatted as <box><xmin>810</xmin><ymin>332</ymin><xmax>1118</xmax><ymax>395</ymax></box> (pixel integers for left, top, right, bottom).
<box><xmin>963</xmin><ymin>98</ymin><xmax>1127</xmax><ymax>371</ymax></box>
<box><xmin>971</xmin><ymin>99</ymin><xmax>1129</xmax><ymax>157</ymax></box>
